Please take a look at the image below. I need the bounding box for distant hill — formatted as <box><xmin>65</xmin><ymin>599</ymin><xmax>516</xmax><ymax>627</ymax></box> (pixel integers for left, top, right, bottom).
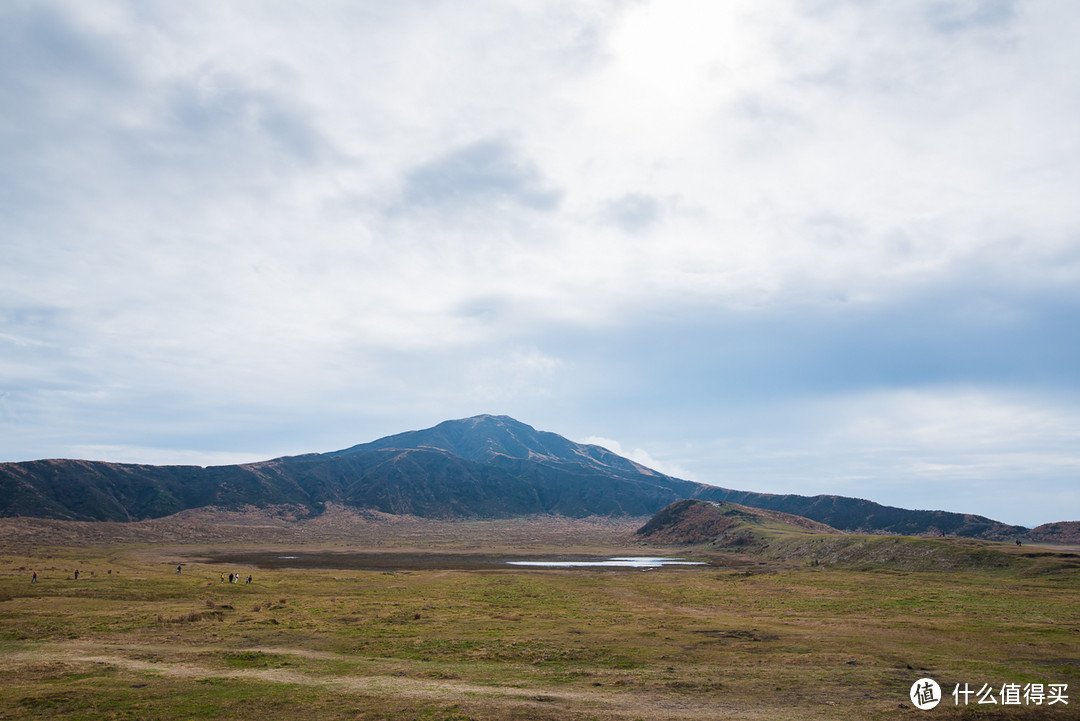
<box><xmin>0</xmin><ymin>414</ymin><xmax>1047</xmax><ymax>539</ymax></box>
<box><xmin>1025</xmin><ymin>521</ymin><xmax>1080</xmax><ymax>544</ymax></box>
<box><xmin>636</xmin><ymin>500</ymin><xmax>1040</xmax><ymax>573</ymax></box>
<box><xmin>693</xmin><ymin>488</ymin><xmax>1024</xmax><ymax>540</ymax></box>
<box><xmin>635</xmin><ymin>499</ymin><xmax>839</xmax><ymax>546</ymax></box>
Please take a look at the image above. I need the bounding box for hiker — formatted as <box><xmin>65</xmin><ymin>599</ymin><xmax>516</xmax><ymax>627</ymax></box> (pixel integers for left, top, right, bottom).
<box><xmin>177</xmin><ymin>565</ymin><xmax>182</xmax><ymax>574</ymax></box>
<box><xmin>1016</xmin><ymin>539</ymin><xmax>1023</xmax><ymax>547</ymax></box>
<box><xmin>74</xmin><ymin>570</ymin><xmax>79</xmax><ymax>580</ymax></box>
<box><xmin>220</xmin><ymin>573</ymin><xmax>225</xmax><ymax>584</ymax></box>
<box><xmin>31</xmin><ymin>572</ymin><xmax>37</xmax><ymax>583</ymax></box>
<box><xmin>246</xmin><ymin>575</ymin><xmax>252</xmax><ymax>585</ymax></box>
<box><xmin>229</xmin><ymin>573</ymin><xmax>234</xmax><ymax>584</ymax></box>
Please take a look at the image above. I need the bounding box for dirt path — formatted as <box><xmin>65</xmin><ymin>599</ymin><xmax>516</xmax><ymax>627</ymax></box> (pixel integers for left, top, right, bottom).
<box><xmin>2</xmin><ymin>640</ymin><xmax>782</xmax><ymax>721</ymax></box>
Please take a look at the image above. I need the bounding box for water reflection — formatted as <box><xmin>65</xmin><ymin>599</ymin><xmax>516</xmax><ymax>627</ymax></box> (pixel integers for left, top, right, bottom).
<box><xmin>507</xmin><ymin>556</ymin><xmax>705</xmax><ymax>568</ymax></box>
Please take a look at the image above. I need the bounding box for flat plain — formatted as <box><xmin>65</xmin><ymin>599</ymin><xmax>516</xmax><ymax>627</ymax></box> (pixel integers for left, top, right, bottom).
<box><xmin>1</xmin><ymin>507</ymin><xmax>1078</xmax><ymax>720</ymax></box>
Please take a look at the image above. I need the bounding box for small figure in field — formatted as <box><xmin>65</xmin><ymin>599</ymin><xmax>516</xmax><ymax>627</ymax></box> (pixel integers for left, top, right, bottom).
<box><xmin>234</xmin><ymin>572</ymin><xmax>240</xmax><ymax>584</ymax></box>
<box><xmin>177</xmin><ymin>565</ymin><xmax>182</xmax><ymax>574</ymax></box>
<box><xmin>246</xmin><ymin>575</ymin><xmax>252</xmax><ymax>585</ymax></box>
<box><xmin>74</xmin><ymin>570</ymin><xmax>79</xmax><ymax>580</ymax></box>
<box><xmin>31</xmin><ymin>572</ymin><xmax>37</xmax><ymax>583</ymax></box>
<box><xmin>220</xmin><ymin>573</ymin><xmax>225</xmax><ymax>584</ymax></box>
<box><xmin>229</xmin><ymin>573</ymin><xmax>234</xmax><ymax>584</ymax></box>
<box><xmin>1016</xmin><ymin>539</ymin><xmax>1022</xmax><ymax>547</ymax></box>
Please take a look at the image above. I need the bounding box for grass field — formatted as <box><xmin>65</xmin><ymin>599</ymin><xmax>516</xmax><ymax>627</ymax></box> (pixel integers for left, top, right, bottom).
<box><xmin>1</xmin><ymin>512</ymin><xmax>1078</xmax><ymax>720</ymax></box>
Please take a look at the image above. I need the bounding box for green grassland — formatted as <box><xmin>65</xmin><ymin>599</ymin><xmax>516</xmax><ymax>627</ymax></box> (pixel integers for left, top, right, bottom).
<box><xmin>1</xmin><ymin>520</ymin><xmax>1078</xmax><ymax>720</ymax></box>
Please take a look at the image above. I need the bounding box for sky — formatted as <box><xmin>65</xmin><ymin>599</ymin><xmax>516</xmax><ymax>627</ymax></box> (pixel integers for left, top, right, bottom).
<box><xmin>2</xmin><ymin>0</ymin><xmax>1078</xmax><ymax>528</ymax></box>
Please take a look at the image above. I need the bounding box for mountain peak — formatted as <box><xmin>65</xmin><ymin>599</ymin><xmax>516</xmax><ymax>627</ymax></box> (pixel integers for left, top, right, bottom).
<box><xmin>461</xmin><ymin>414</ymin><xmax>524</xmax><ymax>424</ymax></box>
<box><xmin>336</xmin><ymin>414</ymin><xmax>574</xmax><ymax>463</ymax></box>
<box><xmin>437</xmin><ymin>414</ymin><xmax>539</xmax><ymax>439</ymax></box>
<box><xmin>327</xmin><ymin>414</ymin><xmax>666</xmax><ymax>483</ymax></box>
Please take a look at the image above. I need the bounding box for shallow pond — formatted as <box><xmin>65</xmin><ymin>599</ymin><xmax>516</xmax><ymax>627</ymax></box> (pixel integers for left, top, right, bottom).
<box><xmin>507</xmin><ymin>556</ymin><xmax>706</xmax><ymax>568</ymax></box>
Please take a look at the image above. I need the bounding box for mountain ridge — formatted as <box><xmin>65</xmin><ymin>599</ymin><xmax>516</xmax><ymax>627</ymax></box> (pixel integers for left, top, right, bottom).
<box><xmin>0</xmin><ymin>414</ymin><xmax>1062</xmax><ymax>539</ymax></box>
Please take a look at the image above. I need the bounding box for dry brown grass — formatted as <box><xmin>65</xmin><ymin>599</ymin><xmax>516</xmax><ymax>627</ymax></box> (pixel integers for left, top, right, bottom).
<box><xmin>0</xmin><ymin>510</ymin><xmax>1077</xmax><ymax>720</ymax></box>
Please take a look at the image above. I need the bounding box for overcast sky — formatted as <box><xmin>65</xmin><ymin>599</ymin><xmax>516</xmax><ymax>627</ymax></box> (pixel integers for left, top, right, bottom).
<box><xmin>3</xmin><ymin>0</ymin><xmax>1078</xmax><ymax>527</ymax></box>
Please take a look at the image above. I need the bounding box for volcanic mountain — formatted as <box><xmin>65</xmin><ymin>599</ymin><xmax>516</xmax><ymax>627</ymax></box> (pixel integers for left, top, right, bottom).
<box><xmin>0</xmin><ymin>414</ymin><xmax>1037</xmax><ymax>539</ymax></box>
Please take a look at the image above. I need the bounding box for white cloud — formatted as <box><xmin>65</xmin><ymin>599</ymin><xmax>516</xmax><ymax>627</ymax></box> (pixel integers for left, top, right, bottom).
<box><xmin>67</xmin><ymin>445</ymin><xmax>265</xmax><ymax>468</ymax></box>
<box><xmin>582</xmin><ymin>435</ymin><xmax>697</xmax><ymax>480</ymax></box>
<box><xmin>539</xmin><ymin>0</ymin><xmax>1080</xmax><ymax>310</ymax></box>
<box><xmin>7</xmin><ymin>0</ymin><xmax>1079</xmax><ymax>348</ymax></box>
<box><xmin>682</xmin><ymin>388</ymin><xmax>1080</xmax><ymax>526</ymax></box>
<box><xmin>467</xmin><ymin>347</ymin><xmax>565</xmax><ymax>401</ymax></box>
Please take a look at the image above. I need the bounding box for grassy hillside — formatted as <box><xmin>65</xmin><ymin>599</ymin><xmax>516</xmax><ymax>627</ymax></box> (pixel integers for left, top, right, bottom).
<box><xmin>637</xmin><ymin>500</ymin><xmax>1078</xmax><ymax>574</ymax></box>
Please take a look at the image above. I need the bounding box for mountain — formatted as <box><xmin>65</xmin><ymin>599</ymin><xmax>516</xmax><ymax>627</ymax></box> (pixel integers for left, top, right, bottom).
<box><xmin>0</xmin><ymin>414</ymin><xmax>1040</xmax><ymax>539</ymax></box>
<box><xmin>0</xmin><ymin>416</ymin><xmax>697</xmax><ymax>522</ymax></box>
<box><xmin>248</xmin><ymin>415</ymin><xmax>702</xmax><ymax>518</ymax></box>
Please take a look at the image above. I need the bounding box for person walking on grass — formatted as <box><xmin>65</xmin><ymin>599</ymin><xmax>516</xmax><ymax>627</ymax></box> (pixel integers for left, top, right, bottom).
<box><xmin>31</xmin><ymin>572</ymin><xmax>37</xmax><ymax>583</ymax></box>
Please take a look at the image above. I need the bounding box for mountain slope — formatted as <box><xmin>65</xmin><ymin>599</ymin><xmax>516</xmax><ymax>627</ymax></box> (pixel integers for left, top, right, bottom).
<box><xmin>0</xmin><ymin>414</ymin><xmax>1043</xmax><ymax>538</ymax></box>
